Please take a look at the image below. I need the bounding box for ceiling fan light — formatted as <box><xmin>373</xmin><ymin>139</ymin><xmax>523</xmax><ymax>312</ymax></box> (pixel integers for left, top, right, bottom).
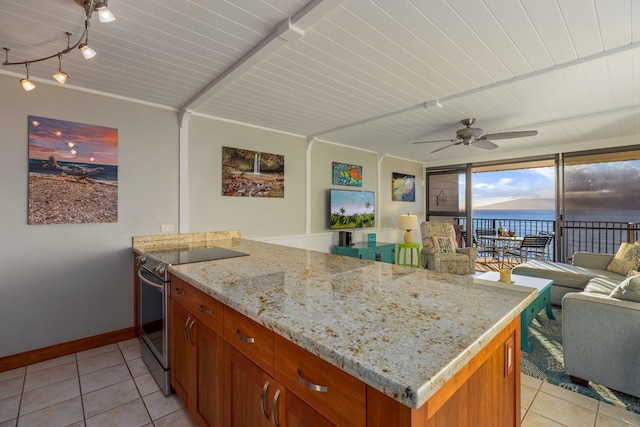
<box><xmin>79</xmin><ymin>43</ymin><xmax>97</xmax><ymax>59</ymax></box>
<box><xmin>97</xmin><ymin>6</ymin><xmax>116</xmax><ymax>23</ymax></box>
<box><xmin>20</xmin><ymin>78</ymin><xmax>36</xmax><ymax>91</ymax></box>
<box><xmin>53</xmin><ymin>71</ymin><xmax>69</xmax><ymax>84</ymax></box>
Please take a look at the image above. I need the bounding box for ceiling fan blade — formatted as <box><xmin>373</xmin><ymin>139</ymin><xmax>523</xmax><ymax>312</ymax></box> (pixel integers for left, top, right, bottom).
<box><xmin>479</xmin><ymin>130</ymin><xmax>538</xmax><ymax>140</ymax></box>
<box><xmin>413</xmin><ymin>138</ymin><xmax>456</xmax><ymax>144</ymax></box>
<box><xmin>431</xmin><ymin>142</ymin><xmax>461</xmax><ymax>153</ymax></box>
<box><xmin>473</xmin><ymin>140</ymin><xmax>498</xmax><ymax>150</ymax></box>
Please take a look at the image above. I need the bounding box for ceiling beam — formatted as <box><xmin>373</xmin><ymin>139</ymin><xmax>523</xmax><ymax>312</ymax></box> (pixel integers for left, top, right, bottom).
<box><xmin>179</xmin><ymin>0</ymin><xmax>345</xmax><ymax>127</ymax></box>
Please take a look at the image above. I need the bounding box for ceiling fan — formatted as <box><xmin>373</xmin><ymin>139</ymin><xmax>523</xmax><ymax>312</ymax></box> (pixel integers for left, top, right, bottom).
<box><xmin>413</xmin><ymin>118</ymin><xmax>538</xmax><ymax>153</ymax></box>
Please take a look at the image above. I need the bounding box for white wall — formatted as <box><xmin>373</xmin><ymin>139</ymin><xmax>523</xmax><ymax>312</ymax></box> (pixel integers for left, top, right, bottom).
<box><xmin>0</xmin><ymin>74</ymin><xmax>180</xmax><ymax>356</ymax></box>
<box><xmin>186</xmin><ymin>116</ymin><xmax>306</xmax><ymax>237</ymax></box>
<box><xmin>0</xmin><ymin>75</ymin><xmax>426</xmax><ymax>357</ymax></box>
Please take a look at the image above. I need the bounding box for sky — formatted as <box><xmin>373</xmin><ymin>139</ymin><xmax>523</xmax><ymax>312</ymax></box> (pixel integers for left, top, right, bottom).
<box><xmin>467</xmin><ymin>167</ymin><xmax>555</xmax><ymax>208</ymax></box>
<box><xmin>28</xmin><ymin>116</ymin><xmax>118</xmax><ymax>165</ymax></box>
<box><xmin>463</xmin><ymin>160</ymin><xmax>640</xmax><ymax>210</ymax></box>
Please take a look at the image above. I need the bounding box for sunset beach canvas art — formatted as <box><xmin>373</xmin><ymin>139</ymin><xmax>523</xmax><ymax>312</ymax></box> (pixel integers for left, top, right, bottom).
<box><xmin>28</xmin><ymin>116</ymin><xmax>118</xmax><ymax>224</ymax></box>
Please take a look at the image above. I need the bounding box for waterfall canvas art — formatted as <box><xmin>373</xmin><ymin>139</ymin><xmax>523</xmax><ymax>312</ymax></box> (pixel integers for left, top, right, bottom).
<box><xmin>222</xmin><ymin>147</ymin><xmax>285</xmax><ymax>197</ymax></box>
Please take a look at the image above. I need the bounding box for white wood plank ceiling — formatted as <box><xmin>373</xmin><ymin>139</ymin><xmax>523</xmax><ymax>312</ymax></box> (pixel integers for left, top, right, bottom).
<box><xmin>2</xmin><ymin>0</ymin><xmax>639</xmax><ymax>165</ymax></box>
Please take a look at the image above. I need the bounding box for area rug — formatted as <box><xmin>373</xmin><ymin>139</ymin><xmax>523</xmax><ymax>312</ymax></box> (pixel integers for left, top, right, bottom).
<box><xmin>521</xmin><ymin>306</ymin><xmax>640</xmax><ymax>415</ymax></box>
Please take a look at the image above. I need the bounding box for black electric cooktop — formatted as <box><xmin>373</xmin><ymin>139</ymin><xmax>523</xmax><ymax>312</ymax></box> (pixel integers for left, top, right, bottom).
<box><xmin>147</xmin><ymin>246</ymin><xmax>249</xmax><ymax>266</ymax></box>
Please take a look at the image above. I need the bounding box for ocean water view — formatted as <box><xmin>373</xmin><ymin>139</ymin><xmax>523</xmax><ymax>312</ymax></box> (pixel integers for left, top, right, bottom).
<box><xmin>29</xmin><ymin>158</ymin><xmax>118</xmax><ymax>182</ymax></box>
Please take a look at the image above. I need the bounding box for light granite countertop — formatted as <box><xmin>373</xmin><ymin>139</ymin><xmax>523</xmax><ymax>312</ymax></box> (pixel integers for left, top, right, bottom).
<box><xmin>133</xmin><ymin>235</ymin><xmax>536</xmax><ymax>409</ymax></box>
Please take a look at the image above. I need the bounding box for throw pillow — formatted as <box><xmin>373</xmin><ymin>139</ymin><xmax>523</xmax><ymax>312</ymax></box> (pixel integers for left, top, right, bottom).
<box><xmin>433</xmin><ymin>236</ymin><xmax>455</xmax><ymax>253</ymax></box>
<box><xmin>606</xmin><ymin>242</ymin><xmax>640</xmax><ymax>276</ymax></box>
<box><xmin>609</xmin><ymin>272</ymin><xmax>640</xmax><ymax>303</ymax></box>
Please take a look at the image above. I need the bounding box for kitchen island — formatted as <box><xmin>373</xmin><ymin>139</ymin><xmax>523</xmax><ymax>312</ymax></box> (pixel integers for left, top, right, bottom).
<box><xmin>134</xmin><ymin>234</ymin><xmax>536</xmax><ymax>426</ymax></box>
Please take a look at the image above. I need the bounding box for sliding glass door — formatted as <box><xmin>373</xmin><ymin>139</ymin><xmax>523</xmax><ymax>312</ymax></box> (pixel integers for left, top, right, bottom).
<box><xmin>426</xmin><ymin>165</ymin><xmax>470</xmax><ymax>247</ymax></box>
<box><xmin>561</xmin><ymin>149</ymin><xmax>640</xmax><ymax>260</ymax></box>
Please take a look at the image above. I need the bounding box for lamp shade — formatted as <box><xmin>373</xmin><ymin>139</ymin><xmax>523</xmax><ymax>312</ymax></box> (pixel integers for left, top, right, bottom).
<box><xmin>398</xmin><ymin>214</ymin><xmax>419</xmax><ymax>243</ymax></box>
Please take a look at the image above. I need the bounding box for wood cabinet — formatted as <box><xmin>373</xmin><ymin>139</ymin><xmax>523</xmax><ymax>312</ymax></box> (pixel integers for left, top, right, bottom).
<box><xmin>333</xmin><ymin>242</ymin><xmax>395</xmax><ymax>263</ymax></box>
<box><xmin>283</xmin><ymin>391</ymin><xmax>334</xmax><ymax>427</ymax></box>
<box><xmin>170</xmin><ymin>277</ymin><xmax>521</xmax><ymax>427</ymax></box>
<box><xmin>223</xmin><ymin>343</ymin><xmax>285</xmax><ymax>427</ymax></box>
<box><xmin>170</xmin><ymin>277</ymin><xmax>224</xmax><ymax>427</ymax></box>
<box><xmin>274</xmin><ymin>334</ymin><xmax>365</xmax><ymax>427</ymax></box>
<box><xmin>365</xmin><ymin>319</ymin><xmax>520</xmax><ymax>427</ymax></box>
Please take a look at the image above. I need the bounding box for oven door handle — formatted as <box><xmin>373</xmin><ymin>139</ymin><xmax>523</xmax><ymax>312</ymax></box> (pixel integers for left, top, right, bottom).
<box><xmin>138</xmin><ymin>270</ymin><xmax>165</xmax><ymax>290</ymax></box>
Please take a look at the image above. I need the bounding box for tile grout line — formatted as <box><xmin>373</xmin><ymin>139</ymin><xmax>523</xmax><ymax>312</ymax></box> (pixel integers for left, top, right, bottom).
<box><xmin>119</xmin><ymin>339</ymin><xmax>157</xmax><ymax>425</ymax></box>
<box><xmin>16</xmin><ymin>364</ymin><xmax>26</xmax><ymax>423</ymax></box>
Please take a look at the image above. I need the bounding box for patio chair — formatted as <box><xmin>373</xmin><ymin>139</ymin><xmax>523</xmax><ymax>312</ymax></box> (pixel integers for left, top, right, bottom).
<box><xmin>503</xmin><ymin>234</ymin><xmax>549</xmax><ymax>265</ymax></box>
<box><xmin>475</xmin><ymin>228</ymin><xmax>497</xmax><ymax>260</ymax></box>
<box><xmin>536</xmin><ymin>231</ymin><xmax>554</xmax><ymax>261</ymax></box>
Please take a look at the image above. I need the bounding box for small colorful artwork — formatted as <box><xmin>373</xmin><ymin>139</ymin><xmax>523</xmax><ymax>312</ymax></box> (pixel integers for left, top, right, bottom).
<box><xmin>332</xmin><ymin>162</ymin><xmax>362</xmax><ymax>187</ymax></box>
<box><xmin>222</xmin><ymin>146</ymin><xmax>285</xmax><ymax>197</ymax></box>
<box><xmin>28</xmin><ymin>116</ymin><xmax>118</xmax><ymax>224</ymax></box>
<box><xmin>392</xmin><ymin>172</ymin><xmax>415</xmax><ymax>202</ymax></box>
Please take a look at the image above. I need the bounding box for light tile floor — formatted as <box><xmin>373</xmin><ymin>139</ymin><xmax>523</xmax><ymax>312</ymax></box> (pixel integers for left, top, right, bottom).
<box><xmin>0</xmin><ymin>338</ymin><xmax>197</xmax><ymax>427</ymax></box>
<box><xmin>1</xmin><ymin>338</ymin><xmax>639</xmax><ymax>426</ymax></box>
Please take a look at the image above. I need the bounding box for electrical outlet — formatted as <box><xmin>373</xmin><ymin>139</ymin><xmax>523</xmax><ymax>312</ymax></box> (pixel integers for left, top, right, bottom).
<box><xmin>161</xmin><ymin>224</ymin><xmax>175</xmax><ymax>233</ymax></box>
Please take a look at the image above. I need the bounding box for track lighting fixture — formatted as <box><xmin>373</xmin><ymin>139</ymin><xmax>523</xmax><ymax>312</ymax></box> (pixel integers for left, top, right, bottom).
<box><xmin>2</xmin><ymin>0</ymin><xmax>115</xmax><ymax>90</ymax></box>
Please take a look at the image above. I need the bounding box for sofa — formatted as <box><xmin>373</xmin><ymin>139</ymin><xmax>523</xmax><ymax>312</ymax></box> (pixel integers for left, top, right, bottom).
<box><xmin>512</xmin><ymin>251</ymin><xmax>625</xmax><ymax>305</ymax></box>
<box><xmin>420</xmin><ymin>221</ymin><xmax>477</xmax><ymax>275</ymax></box>
<box><xmin>513</xmin><ymin>243</ymin><xmax>640</xmax><ymax>398</ymax></box>
<box><xmin>562</xmin><ymin>277</ymin><xmax>640</xmax><ymax>398</ymax></box>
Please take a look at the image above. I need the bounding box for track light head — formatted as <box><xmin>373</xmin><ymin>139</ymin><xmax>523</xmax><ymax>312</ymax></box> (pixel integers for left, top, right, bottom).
<box><xmin>53</xmin><ymin>54</ymin><xmax>68</xmax><ymax>84</ymax></box>
<box><xmin>20</xmin><ymin>78</ymin><xmax>36</xmax><ymax>91</ymax></box>
<box><xmin>53</xmin><ymin>71</ymin><xmax>69</xmax><ymax>84</ymax></box>
<box><xmin>79</xmin><ymin>43</ymin><xmax>97</xmax><ymax>59</ymax></box>
<box><xmin>20</xmin><ymin>63</ymin><xmax>35</xmax><ymax>91</ymax></box>
<box><xmin>97</xmin><ymin>6</ymin><xmax>116</xmax><ymax>23</ymax></box>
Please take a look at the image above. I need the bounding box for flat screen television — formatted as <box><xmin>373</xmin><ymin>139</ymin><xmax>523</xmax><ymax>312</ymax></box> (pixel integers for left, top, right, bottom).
<box><xmin>329</xmin><ymin>189</ymin><xmax>375</xmax><ymax>229</ymax></box>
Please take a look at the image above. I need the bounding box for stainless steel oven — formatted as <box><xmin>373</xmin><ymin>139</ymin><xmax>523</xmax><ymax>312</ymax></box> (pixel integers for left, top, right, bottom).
<box><xmin>136</xmin><ymin>246</ymin><xmax>248</xmax><ymax>395</ymax></box>
<box><xmin>136</xmin><ymin>255</ymin><xmax>171</xmax><ymax>395</ymax></box>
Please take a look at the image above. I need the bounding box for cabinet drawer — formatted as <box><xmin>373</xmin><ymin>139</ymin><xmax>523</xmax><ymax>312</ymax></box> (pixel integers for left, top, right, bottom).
<box><xmin>223</xmin><ymin>306</ymin><xmax>274</xmax><ymax>375</ymax></box>
<box><xmin>171</xmin><ymin>277</ymin><xmax>223</xmax><ymax>335</ymax></box>
<box><xmin>274</xmin><ymin>334</ymin><xmax>366</xmax><ymax>427</ymax></box>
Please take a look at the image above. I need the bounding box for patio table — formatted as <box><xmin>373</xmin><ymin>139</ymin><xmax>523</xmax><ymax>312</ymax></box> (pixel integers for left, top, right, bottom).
<box><xmin>478</xmin><ymin>235</ymin><xmax>523</xmax><ymax>266</ymax></box>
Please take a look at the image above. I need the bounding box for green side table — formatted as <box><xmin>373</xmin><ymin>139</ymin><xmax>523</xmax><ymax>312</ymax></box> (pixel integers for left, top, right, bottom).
<box><xmin>397</xmin><ymin>242</ymin><xmax>420</xmax><ymax>268</ymax></box>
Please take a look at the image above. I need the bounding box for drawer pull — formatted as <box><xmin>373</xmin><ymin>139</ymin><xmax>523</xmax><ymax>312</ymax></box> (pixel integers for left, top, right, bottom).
<box><xmin>199</xmin><ymin>305</ymin><xmax>213</xmax><ymax>315</ymax></box>
<box><xmin>175</xmin><ymin>289</ymin><xmax>185</xmax><ymax>296</ymax></box>
<box><xmin>271</xmin><ymin>388</ymin><xmax>281</xmax><ymax>426</ymax></box>
<box><xmin>260</xmin><ymin>381</ymin><xmax>270</xmax><ymax>420</ymax></box>
<box><xmin>297</xmin><ymin>369</ymin><xmax>328</xmax><ymax>393</ymax></box>
<box><xmin>236</xmin><ymin>330</ymin><xmax>255</xmax><ymax>344</ymax></box>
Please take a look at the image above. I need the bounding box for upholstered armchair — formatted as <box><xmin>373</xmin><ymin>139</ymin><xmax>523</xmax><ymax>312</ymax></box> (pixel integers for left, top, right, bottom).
<box><xmin>420</xmin><ymin>221</ymin><xmax>478</xmax><ymax>275</ymax></box>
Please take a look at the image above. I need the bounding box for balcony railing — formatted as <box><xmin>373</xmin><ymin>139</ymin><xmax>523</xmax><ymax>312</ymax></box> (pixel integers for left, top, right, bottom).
<box><xmin>561</xmin><ymin>221</ymin><xmax>639</xmax><ymax>261</ymax></box>
<box><xmin>454</xmin><ymin>217</ymin><xmax>640</xmax><ymax>263</ymax></box>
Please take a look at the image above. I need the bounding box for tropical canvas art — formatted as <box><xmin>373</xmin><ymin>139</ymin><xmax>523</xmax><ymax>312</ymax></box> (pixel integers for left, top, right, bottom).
<box><xmin>392</xmin><ymin>172</ymin><xmax>415</xmax><ymax>202</ymax></box>
<box><xmin>222</xmin><ymin>147</ymin><xmax>285</xmax><ymax>197</ymax></box>
<box><xmin>28</xmin><ymin>116</ymin><xmax>118</xmax><ymax>224</ymax></box>
<box><xmin>332</xmin><ymin>162</ymin><xmax>362</xmax><ymax>187</ymax></box>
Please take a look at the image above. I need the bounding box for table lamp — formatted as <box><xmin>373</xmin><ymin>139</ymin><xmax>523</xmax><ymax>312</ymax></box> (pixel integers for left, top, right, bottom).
<box><xmin>398</xmin><ymin>214</ymin><xmax>419</xmax><ymax>243</ymax></box>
